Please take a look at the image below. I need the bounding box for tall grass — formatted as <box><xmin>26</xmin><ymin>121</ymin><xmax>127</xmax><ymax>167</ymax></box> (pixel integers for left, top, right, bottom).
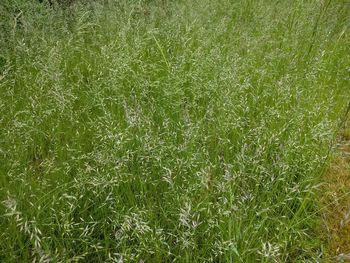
<box><xmin>0</xmin><ymin>0</ymin><xmax>349</xmax><ymax>262</ymax></box>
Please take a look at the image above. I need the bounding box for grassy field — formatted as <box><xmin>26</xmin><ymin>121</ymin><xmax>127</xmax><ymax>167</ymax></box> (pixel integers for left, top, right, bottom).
<box><xmin>0</xmin><ymin>0</ymin><xmax>349</xmax><ymax>262</ymax></box>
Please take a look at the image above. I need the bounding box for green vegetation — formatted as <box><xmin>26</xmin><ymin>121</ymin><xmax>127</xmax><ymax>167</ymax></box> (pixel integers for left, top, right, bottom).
<box><xmin>0</xmin><ymin>0</ymin><xmax>349</xmax><ymax>262</ymax></box>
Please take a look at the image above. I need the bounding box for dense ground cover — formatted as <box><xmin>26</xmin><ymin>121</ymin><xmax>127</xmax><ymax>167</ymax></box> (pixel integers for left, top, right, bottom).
<box><xmin>0</xmin><ymin>0</ymin><xmax>349</xmax><ymax>262</ymax></box>
<box><xmin>321</xmin><ymin>119</ymin><xmax>350</xmax><ymax>261</ymax></box>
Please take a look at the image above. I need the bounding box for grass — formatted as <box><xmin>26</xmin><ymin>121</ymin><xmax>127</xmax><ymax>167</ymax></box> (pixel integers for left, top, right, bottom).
<box><xmin>0</xmin><ymin>0</ymin><xmax>349</xmax><ymax>262</ymax></box>
<box><xmin>321</xmin><ymin>118</ymin><xmax>350</xmax><ymax>262</ymax></box>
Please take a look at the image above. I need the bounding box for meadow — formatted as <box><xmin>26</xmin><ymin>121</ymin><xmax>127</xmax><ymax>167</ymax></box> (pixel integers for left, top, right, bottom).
<box><xmin>0</xmin><ymin>0</ymin><xmax>349</xmax><ymax>262</ymax></box>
